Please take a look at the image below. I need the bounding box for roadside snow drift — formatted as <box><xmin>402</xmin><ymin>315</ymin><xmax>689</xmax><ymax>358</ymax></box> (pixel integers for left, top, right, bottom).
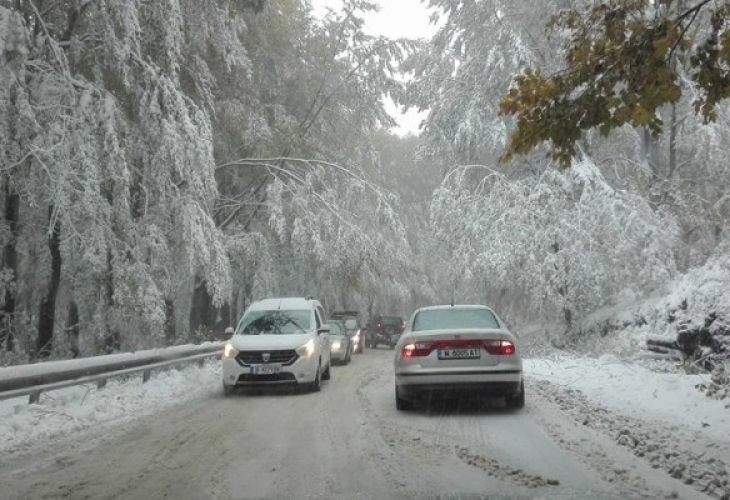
<box><xmin>526</xmin><ymin>354</ymin><xmax>729</xmax><ymax>441</ymax></box>
<box><xmin>0</xmin><ymin>360</ymin><xmax>221</xmax><ymax>454</ymax></box>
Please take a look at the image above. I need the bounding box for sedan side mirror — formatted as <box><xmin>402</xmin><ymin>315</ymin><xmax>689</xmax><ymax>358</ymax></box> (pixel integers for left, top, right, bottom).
<box><xmin>225</xmin><ymin>326</ymin><xmax>234</xmax><ymax>335</ymax></box>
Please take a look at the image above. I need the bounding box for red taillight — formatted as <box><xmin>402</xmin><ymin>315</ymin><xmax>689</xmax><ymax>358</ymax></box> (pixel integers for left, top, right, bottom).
<box><xmin>500</xmin><ymin>341</ymin><xmax>516</xmax><ymax>355</ymax></box>
<box><xmin>401</xmin><ymin>339</ymin><xmax>516</xmax><ymax>358</ymax></box>
<box><xmin>401</xmin><ymin>342</ymin><xmax>432</xmax><ymax>358</ymax></box>
<box><xmin>483</xmin><ymin>340</ymin><xmax>515</xmax><ymax>355</ymax></box>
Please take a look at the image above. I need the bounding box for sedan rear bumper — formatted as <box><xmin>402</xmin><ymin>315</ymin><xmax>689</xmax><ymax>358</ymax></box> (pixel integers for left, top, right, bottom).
<box><xmin>397</xmin><ymin>380</ymin><xmax>521</xmax><ymax>400</ymax></box>
<box><xmin>396</xmin><ymin>369</ymin><xmax>522</xmax><ymax>399</ymax></box>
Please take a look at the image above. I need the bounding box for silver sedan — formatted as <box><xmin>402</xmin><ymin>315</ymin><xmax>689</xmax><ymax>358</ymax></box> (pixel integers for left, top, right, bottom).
<box><xmin>393</xmin><ymin>304</ymin><xmax>524</xmax><ymax>410</ymax></box>
<box><xmin>328</xmin><ymin>320</ymin><xmax>353</xmax><ymax>365</ymax></box>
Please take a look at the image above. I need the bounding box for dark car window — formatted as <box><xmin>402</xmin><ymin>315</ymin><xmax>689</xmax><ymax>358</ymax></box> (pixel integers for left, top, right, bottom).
<box><xmin>235</xmin><ymin>310</ymin><xmax>312</xmax><ymax>335</ymax></box>
<box><xmin>380</xmin><ymin>316</ymin><xmax>402</xmax><ymax>325</ymax></box>
<box><xmin>329</xmin><ymin>321</ymin><xmax>345</xmax><ymax>335</ymax></box>
<box><xmin>412</xmin><ymin>308</ymin><xmax>499</xmax><ymax>331</ymax></box>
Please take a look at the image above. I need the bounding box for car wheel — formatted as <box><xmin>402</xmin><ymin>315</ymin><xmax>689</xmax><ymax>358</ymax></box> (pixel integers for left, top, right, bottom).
<box><xmin>322</xmin><ymin>363</ymin><xmax>331</xmax><ymax>381</ymax></box>
<box><xmin>223</xmin><ymin>384</ymin><xmax>235</xmax><ymax>397</ymax></box>
<box><xmin>395</xmin><ymin>386</ymin><xmax>414</xmax><ymax>411</ymax></box>
<box><xmin>507</xmin><ymin>381</ymin><xmax>525</xmax><ymax>409</ymax></box>
<box><xmin>310</xmin><ymin>364</ymin><xmax>322</xmax><ymax>392</ymax></box>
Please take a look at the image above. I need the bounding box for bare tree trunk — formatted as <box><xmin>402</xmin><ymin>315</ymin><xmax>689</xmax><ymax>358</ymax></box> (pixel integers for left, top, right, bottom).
<box><xmin>65</xmin><ymin>300</ymin><xmax>80</xmax><ymax>358</ymax></box>
<box><xmin>218</xmin><ymin>303</ymin><xmax>231</xmax><ymax>336</ymax></box>
<box><xmin>103</xmin><ymin>249</ymin><xmax>120</xmax><ymax>353</ymax></box>
<box><xmin>36</xmin><ymin>207</ymin><xmax>61</xmax><ymax>358</ymax></box>
<box><xmin>189</xmin><ymin>277</ymin><xmax>215</xmax><ymax>336</ymax></box>
<box><xmin>551</xmin><ymin>241</ymin><xmax>573</xmax><ymax>329</ymax></box>
<box><xmin>231</xmin><ymin>289</ymin><xmax>240</xmax><ymax>328</ymax></box>
<box><xmin>164</xmin><ymin>298</ymin><xmax>176</xmax><ymax>343</ymax></box>
<box><xmin>1</xmin><ymin>178</ymin><xmax>19</xmax><ymax>351</ymax></box>
<box><xmin>668</xmin><ymin>103</ymin><xmax>678</xmax><ymax>178</ymax></box>
<box><xmin>642</xmin><ymin>128</ymin><xmax>660</xmax><ymax>184</ymax></box>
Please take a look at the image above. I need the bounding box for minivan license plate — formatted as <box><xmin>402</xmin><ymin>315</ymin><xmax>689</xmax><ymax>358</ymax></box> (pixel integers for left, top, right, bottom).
<box><xmin>251</xmin><ymin>365</ymin><xmax>282</xmax><ymax>375</ymax></box>
<box><xmin>438</xmin><ymin>348</ymin><xmax>480</xmax><ymax>360</ymax></box>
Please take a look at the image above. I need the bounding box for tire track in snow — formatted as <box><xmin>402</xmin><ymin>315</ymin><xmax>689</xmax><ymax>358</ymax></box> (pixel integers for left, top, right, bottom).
<box><xmin>531</xmin><ymin>378</ymin><xmax>730</xmax><ymax>499</ymax></box>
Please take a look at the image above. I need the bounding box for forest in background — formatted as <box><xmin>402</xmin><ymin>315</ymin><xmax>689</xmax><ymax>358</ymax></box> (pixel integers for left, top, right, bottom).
<box><xmin>0</xmin><ymin>0</ymin><xmax>728</xmax><ymax>366</ymax></box>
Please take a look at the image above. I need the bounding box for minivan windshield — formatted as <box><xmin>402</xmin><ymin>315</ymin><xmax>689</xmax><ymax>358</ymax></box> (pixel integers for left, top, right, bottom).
<box><xmin>235</xmin><ymin>310</ymin><xmax>312</xmax><ymax>335</ymax></box>
<box><xmin>412</xmin><ymin>308</ymin><xmax>499</xmax><ymax>331</ymax></box>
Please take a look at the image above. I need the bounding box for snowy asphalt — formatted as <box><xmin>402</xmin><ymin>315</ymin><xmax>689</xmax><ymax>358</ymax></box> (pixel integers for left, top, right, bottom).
<box><xmin>0</xmin><ymin>349</ymin><xmax>719</xmax><ymax>500</ymax></box>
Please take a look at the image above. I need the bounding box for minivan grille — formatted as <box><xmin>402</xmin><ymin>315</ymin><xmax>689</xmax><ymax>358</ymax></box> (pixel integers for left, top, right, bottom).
<box><xmin>236</xmin><ymin>350</ymin><xmax>298</xmax><ymax>366</ymax></box>
<box><xmin>237</xmin><ymin>372</ymin><xmax>297</xmax><ymax>384</ymax></box>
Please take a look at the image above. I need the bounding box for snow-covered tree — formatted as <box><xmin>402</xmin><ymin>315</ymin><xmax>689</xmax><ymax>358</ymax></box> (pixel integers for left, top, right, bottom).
<box><xmin>429</xmin><ymin>160</ymin><xmax>678</xmax><ymax>326</ymax></box>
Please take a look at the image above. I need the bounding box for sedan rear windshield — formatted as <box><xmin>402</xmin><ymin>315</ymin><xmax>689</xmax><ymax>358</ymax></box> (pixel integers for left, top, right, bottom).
<box><xmin>235</xmin><ymin>310</ymin><xmax>312</xmax><ymax>335</ymax></box>
<box><xmin>412</xmin><ymin>308</ymin><xmax>499</xmax><ymax>331</ymax></box>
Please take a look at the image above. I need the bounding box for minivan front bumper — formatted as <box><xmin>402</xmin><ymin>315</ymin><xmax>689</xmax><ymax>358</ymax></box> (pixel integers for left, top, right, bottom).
<box><xmin>222</xmin><ymin>350</ymin><xmax>319</xmax><ymax>387</ymax></box>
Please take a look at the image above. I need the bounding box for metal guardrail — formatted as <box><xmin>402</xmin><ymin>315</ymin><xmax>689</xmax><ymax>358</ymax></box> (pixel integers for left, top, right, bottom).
<box><xmin>0</xmin><ymin>343</ymin><xmax>224</xmax><ymax>404</ymax></box>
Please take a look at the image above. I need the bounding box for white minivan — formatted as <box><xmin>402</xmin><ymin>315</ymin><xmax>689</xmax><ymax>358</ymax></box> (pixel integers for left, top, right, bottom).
<box><xmin>222</xmin><ymin>297</ymin><xmax>332</xmax><ymax>395</ymax></box>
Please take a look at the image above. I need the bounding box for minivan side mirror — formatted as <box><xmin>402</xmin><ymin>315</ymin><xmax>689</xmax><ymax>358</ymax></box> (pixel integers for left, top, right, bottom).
<box><xmin>318</xmin><ymin>325</ymin><xmax>331</xmax><ymax>334</ymax></box>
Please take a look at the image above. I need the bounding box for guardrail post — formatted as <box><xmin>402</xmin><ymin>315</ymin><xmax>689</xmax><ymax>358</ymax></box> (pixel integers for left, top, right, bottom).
<box><xmin>142</xmin><ymin>369</ymin><xmax>151</xmax><ymax>383</ymax></box>
<box><xmin>29</xmin><ymin>391</ymin><xmax>41</xmax><ymax>405</ymax></box>
<box><xmin>97</xmin><ymin>379</ymin><xmax>107</xmax><ymax>389</ymax></box>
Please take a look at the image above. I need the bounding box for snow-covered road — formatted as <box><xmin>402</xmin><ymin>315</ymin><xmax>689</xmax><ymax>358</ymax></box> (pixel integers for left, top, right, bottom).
<box><xmin>0</xmin><ymin>349</ymin><xmax>726</xmax><ymax>499</ymax></box>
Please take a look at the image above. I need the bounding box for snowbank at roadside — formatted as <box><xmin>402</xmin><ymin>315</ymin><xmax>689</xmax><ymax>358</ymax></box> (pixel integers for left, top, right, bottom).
<box><xmin>0</xmin><ymin>360</ymin><xmax>221</xmax><ymax>455</ymax></box>
<box><xmin>526</xmin><ymin>354</ymin><xmax>729</xmax><ymax>442</ymax></box>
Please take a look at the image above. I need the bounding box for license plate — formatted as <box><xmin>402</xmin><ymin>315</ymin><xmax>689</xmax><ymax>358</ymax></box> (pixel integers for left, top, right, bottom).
<box><xmin>437</xmin><ymin>348</ymin><xmax>481</xmax><ymax>360</ymax></box>
<box><xmin>251</xmin><ymin>365</ymin><xmax>282</xmax><ymax>375</ymax></box>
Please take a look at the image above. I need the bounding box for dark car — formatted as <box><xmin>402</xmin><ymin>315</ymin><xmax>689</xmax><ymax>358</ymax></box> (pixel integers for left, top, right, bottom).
<box><xmin>331</xmin><ymin>310</ymin><xmax>365</xmax><ymax>354</ymax></box>
<box><xmin>367</xmin><ymin>315</ymin><xmax>405</xmax><ymax>349</ymax></box>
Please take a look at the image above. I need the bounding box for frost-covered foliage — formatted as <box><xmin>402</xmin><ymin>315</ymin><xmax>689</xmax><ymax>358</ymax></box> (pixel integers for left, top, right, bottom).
<box><xmin>403</xmin><ymin>0</ymin><xmax>562</xmax><ymax>166</ymax></box>
<box><xmin>0</xmin><ymin>0</ymin><xmax>242</xmax><ymax>358</ymax></box>
<box><xmin>403</xmin><ymin>0</ymin><xmax>729</xmax><ymax>336</ymax></box>
<box><xmin>0</xmin><ymin>0</ymin><xmax>411</xmax><ymax>361</ymax></box>
<box><xmin>553</xmin><ymin>241</ymin><xmax>730</xmax><ymax>376</ymax></box>
<box><xmin>223</xmin><ymin>157</ymin><xmax>414</xmax><ymax>316</ymax></box>
<box><xmin>429</xmin><ymin>160</ymin><xmax>677</xmax><ymax>326</ymax></box>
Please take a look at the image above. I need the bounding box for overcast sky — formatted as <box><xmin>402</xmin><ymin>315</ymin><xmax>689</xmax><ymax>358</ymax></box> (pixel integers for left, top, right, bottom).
<box><xmin>311</xmin><ymin>0</ymin><xmax>436</xmax><ymax>136</ymax></box>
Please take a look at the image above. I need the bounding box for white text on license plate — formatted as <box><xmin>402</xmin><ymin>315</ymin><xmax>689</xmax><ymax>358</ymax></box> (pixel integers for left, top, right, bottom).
<box><xmin>438</xmin><ymin>348</ymin><xmax>480</xmax><ymax>360</ymax></box>
<box><xmin>251</xmin><ymin>365</ymin><xmax>282</xmax><ymax>375</ymax></box>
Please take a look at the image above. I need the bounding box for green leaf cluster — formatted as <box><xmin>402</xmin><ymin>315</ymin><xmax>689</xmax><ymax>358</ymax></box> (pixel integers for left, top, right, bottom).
<box><xmin>500</xmin><ymin>0</ymin><xmax>730</xmax><ymax>166</ymax></box>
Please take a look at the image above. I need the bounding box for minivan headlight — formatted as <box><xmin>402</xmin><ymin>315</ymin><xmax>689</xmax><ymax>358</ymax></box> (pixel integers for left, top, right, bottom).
<box><xmin>223</xmin><ymin>343</ymin><xmax>238</xmax><ymax>360</ymax></box>
<box><xmin>296</xmin><ymin>339</ymin><xmax>316</xmax><ymax>358</ymax></box>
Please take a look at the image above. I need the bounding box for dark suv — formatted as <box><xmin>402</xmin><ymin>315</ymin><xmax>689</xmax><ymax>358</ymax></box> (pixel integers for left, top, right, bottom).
<box><xmin>367</xmin><ymin>315</ymin><xmax>405</xmax><ymax>349</ymax></box>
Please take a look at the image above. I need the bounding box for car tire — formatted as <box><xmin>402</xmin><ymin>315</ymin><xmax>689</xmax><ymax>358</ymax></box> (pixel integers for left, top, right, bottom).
<box><xmin>223</xmin><ymin>384</ymin><xmax>235</xmax><ymax>397</ymax></box>
<box><xmin>395</xmin><ymin>386</ymin><xmax>414</xmax><ymax>411</ymax></box>
<box><xmin>309</xmin><ymin>364</ymin><xmax>322</xmax><ymax>392</ymax></box>
<box><xmin>507</xmin><ymin>381</ymin><xmax>525</xmax><ymax>409</ymax></box>
<box><xmin>322</xmin><ymin>363</ymin><xmax>331</xmax><ymax>381</ymax></box>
